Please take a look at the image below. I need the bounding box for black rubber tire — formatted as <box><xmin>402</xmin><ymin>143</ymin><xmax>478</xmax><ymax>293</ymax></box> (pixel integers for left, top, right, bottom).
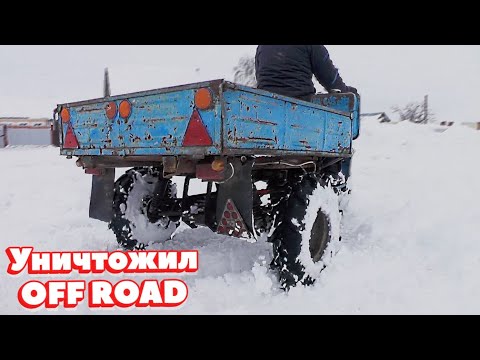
<box><xmin>109</xmin><ymin>167</ymin><xmax>179</xmax><ymax>251</ymax></box>
<box><xmin>270</xmin><ymin>173</ymin><xmax>338</xmax><ymax>290</ymax></box>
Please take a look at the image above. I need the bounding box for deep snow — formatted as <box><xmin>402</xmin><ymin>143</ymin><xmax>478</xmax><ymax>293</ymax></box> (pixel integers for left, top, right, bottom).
<box><xmin>1</xmin><ymin>120</ymin><xmax>479</xmax><ymax>314</ymax></box>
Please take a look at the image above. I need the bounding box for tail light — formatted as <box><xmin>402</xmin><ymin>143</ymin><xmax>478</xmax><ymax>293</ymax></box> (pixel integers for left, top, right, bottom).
<box><xmin>196</xmin><ymin>158</ymin><xmax>226</xmax><ymax>181</ymax></box>
<box><xmin>60</xmin><ymin>108</ymin><xmax>70</xmax><ymax>123</ymax></box>
<box><xmin>119</xmin><ymin>100</ymin><xmax>132</xmax><ymax>119</ymax></box>
<box><xmin>194</xmin><ymin>88</ymin><xmax>213</xmax><ymax>110</ymax></box>
<box><xmin>211</xmin><ymin>159</ymin><xmax>225</xmax><ymax>172</ymax></box>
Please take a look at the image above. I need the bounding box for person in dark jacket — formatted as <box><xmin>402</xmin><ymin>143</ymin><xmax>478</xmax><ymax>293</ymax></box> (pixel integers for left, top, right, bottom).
<box><xmin>255</xmin><ymin>45</ymin><xmax>358</xmax><ymax>181</ymax></box>
<box><xmin>256</xmin><ymin>45</ymin><xmax>357</xmax><ymax>289</ymax></box>
<box><xmin>255</xmin><ymin>45</ymin><xmax>357</xmax><ymax>102</ymax></box>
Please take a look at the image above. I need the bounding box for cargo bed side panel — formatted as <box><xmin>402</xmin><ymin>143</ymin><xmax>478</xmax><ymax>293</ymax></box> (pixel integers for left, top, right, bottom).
<box><xmin>222</xmin><ymin>87</ymin><xmax>352</xmax><ymax>156</ymax></box>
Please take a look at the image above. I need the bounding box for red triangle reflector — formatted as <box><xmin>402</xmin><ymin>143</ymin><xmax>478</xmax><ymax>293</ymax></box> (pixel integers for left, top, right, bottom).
<box><xmin>64</xmin><ymin>125</ymin><xmax>79</xmax><ymax>149</ymax></box>
<box><xmin>216</xmin><ymin>199</ymin><xmax>249</xmax><ymax>238</ymax></box>
<box><xmin>183</xmin><ymin>109</ymin><xmax>213</xmax><ymax>146</ymax></box>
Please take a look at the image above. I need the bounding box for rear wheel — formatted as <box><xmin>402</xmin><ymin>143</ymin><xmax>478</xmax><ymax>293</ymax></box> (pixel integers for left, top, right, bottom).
<box><xmin>269</xmin><ymin>173</ymin><xmax>341</xmax><ymax>290</ymax></box>
<box><xmin>109</xmin><ymin>167</ymin><xmax>180</xmax><ymax>250</ymax></box>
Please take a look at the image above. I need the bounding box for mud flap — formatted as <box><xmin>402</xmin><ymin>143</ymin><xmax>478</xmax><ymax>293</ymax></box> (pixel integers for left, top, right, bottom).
<box><xmin>341</xmin><ymin>158</ymin><xmax>352</xmax><ymax>181</ymax></box>
<box><xmin>89</xmin><ymin>168</ymin><xmax>115</xmax><ymax>222</ymax></box>
<box><xmin>215</xmin><ymin>158</ymin><xmax>254</xmax><ymax>235</ymax></box>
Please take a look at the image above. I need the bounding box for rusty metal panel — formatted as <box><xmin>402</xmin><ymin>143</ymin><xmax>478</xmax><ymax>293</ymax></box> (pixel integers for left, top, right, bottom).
<box><xmin>67</xmin><ymin>102</ymin><xmax>115</xmax><ymax>150</ymax></box>
<box><xmin>222</xmin><ymin>84</ymin><xmax>353</xmax><ymax>155</ymax></box>
<box><xmin>285</xmin><ymin>103</ymin><xmax>351</xmax><ymax>154</ymax></box>
<box><xmin>223</xmin><ymin>90</ymin><xmax>283</xmax><ymax>150</ymax></box>
<box><xmin>58</xmin><ymin>79</ymin><xmax>356</xmax><ymax>158</ymax></box>
<box><xmin>312</xmin><ymin>93</ymin><xmax>360</xmax><ymax>139</ymax></box>
<box><xmin>60</xmin><ymin>81</ymin><xmax>222</xmax><ymax>157</ymax></box>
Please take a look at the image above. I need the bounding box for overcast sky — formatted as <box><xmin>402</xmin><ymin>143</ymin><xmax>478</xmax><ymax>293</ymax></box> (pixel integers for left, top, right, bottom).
<box><xmin>0</xmin><ymin>45</ymin><xmax>478</xmax><ymax>123</ymax></box>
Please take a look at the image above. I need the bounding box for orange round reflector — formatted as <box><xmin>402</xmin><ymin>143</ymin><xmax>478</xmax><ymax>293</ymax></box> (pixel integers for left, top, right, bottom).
<box><xmin>105</xmin><ymin>101</ymin><xmax>117</xmax><ymax>120</ymax></box>
<box><xmin>119</xmin><ymin>100</ymin><xmax>132</xmax><ymax>119</ymax></box>
<box><xmin>195</xmin><ymin>88</ymin><xmax>213</xmax><ymax>110</ymax></box>
<box><xmin>60</xmin><ymin>107</ymin><xmax>70</xmax><ymax>123</ymax></box>
<box><xmin>211</xmin><ymin>159</ymin><xmax>225</xmax><ymax>172</ymax></box>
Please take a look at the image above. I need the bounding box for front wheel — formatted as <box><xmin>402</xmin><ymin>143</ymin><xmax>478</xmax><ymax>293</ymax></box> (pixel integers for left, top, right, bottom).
<box><xmin>269</xmin><ymin>173</ymin><xmax>341</xmax><ymax>290</ymax></box>
<box><xmin>109</xmin><ymin>167</ymin><xmax>180</xmax><ymax>250</ymax></box>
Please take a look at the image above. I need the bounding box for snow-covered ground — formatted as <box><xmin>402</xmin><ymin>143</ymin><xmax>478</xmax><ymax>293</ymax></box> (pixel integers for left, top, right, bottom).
<box><xmin>1</xmin><ymin>120</ymin><xmax>479</xmax><ymax>314</ymax></box>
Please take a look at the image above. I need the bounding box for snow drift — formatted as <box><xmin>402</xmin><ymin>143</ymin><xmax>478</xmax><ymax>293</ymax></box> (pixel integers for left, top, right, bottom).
<box><xmin>1</xmin><ymin>120</ymin><xmax>479</xmax><ymax>314</ymax></box>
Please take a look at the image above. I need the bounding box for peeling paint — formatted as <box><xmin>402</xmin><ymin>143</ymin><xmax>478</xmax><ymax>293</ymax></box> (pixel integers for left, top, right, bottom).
<box><xmin>58</xmin><ymin>80</ymin><xmax>358</xmax><ymax>157</ymax></box>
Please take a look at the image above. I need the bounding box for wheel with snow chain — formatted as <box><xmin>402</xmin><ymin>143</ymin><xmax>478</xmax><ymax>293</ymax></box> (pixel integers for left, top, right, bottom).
<box><xmin>269</xmin><ymin>173</ymin><xmax>341</xmax><ymax>290</ymax></box>
<box><xmin>109</xmin><ymin>167</ymin><xmax>180</xmax><ymax>251</ymax></box>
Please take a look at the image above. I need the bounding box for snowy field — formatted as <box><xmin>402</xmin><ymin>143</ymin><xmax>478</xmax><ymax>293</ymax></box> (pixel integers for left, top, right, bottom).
<box><xmin>1</xmin><ymin>120</ymin><xmax>479</xmax><ymax>314</ymax></box>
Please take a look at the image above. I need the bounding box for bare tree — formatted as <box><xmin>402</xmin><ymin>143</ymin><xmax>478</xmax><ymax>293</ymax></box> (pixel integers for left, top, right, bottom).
<box><xmin>233</xmin><ymin>56</ymin><xmax>256</xmax><ymax>87</ymax></box>
<box><xmin>392</xmin><ymin>96</ymin><xmax>435</xmax><ymax>124</ymax></box>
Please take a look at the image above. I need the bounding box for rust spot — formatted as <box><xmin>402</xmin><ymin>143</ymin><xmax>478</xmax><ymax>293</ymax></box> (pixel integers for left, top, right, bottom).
<box><xmin>78</xmin><ymin>107</ymin><xmax>100</xmax><ymax>113</ymax></box>
<box><xmin>242</xmin><ymin>118</ymin><xmax>277</xmax><ymax>126</ymax></box>
<box><xmin>118</xmin><ymin>135</ymin><xmax>123</xmax><ymax>141</ymax></box>
<box><xmin>235</xmin><ymin>136</ymin><xmax>275</xmax><ymax>143</ymax></box>
<box><xmin>299</xmin><ymin>140</ymin><xmax>311</xmax><ymax>149</ymax></box>
<box><xmin>143</xmin><ymin>118</ymin><xmax>167</xmax><ymax>123</ymax></box>
<box><xmin>161</xmin><ymin>134</ymin><xmax>173</xmax><ymax>143</ymax></box>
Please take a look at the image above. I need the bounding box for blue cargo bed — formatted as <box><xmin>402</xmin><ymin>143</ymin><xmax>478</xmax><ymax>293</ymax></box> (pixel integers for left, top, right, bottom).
<box><xmin>57</xmin><ymin>79</ymin><xmax>359</xmax><ymax>158</ymax></box>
